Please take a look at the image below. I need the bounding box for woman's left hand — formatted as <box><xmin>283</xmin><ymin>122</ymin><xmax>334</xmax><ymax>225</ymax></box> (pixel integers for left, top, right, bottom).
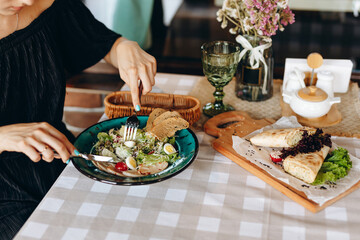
<box><xmin>106</xmin><ymin>37</ymin><xmax>156</xmax><ymax>110</ymax></box>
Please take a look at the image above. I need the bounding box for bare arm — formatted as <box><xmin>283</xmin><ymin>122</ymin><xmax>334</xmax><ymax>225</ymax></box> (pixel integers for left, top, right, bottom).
<box><xmin>104</xmin><ymin>37</ymin><xmax>157</xmax><ymax>110</ymax></box>
<box><xmin>0</xmin><ymin>123</ymin><xmax>76</xmax><ymax>163</ymax></box>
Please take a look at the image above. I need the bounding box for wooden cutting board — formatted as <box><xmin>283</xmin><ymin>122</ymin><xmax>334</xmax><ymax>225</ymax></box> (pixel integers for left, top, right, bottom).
<box><xmin>203</xmin><ymin>111</ymin><xmax>360</xmax><ymax>213</ymax></box>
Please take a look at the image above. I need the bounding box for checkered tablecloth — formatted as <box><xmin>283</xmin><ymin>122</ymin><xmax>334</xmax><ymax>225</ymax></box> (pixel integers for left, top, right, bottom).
<box><xmin>15</xmin><ymin>73</ymin><xmax>360</xmax><ymax>240</ymax></box>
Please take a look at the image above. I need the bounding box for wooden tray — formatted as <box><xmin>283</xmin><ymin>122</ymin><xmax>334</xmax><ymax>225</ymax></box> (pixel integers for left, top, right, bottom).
<box><xmin>204</xmin><ymin>111</ymin><xmax>360</xmax><ymax>213</ymax></box>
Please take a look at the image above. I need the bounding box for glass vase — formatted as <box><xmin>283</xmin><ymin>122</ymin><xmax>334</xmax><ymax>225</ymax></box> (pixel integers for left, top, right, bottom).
<box><xmin>235</xmin><ymin>35</ymin><xmax>274</xmax><ymax>101</ymax></box>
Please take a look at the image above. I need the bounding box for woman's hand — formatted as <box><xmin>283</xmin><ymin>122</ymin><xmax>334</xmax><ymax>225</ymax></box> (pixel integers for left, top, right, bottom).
<box><xmin>105</xmin><ymin>37</ymin><xmax>156</xmax><ymax>110</ymax></box>
<box><xmin>0</xmin><ymin>122</ymin><xmax>76</xmax><ymax>163</ymax></box>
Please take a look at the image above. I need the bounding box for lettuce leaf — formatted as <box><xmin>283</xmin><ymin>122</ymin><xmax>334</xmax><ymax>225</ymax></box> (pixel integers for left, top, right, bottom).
<box><xmin>136</xmin><ymin>151</ymin><xmax>180</xmax><ymax>166</ymax></box>
<box><xmin>312</xmin><ymin>147</ymin><xmax>352</xmax><ymax>185</ymax></box>
<box><xmin>97</xmin><ymin>132</ymin><xmax>111</xmax><ymax>142</ymax></box>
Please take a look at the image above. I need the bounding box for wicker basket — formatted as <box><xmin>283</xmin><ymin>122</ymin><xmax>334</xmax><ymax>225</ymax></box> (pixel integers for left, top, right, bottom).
<box><xmin>104</xmin><ymin>91</ymin><xmax>201</xmax><ymax>125</ymax></box>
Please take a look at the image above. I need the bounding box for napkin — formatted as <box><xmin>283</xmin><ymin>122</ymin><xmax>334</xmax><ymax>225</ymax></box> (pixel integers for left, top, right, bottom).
<box><xmin>232</xmin><ymin>116</ymin><xmax>360</xmax><ymax>206</ymax></box>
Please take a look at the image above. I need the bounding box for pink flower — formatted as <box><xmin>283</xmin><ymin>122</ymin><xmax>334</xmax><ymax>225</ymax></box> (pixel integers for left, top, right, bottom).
<box><xmin>217</xmin><ymin>0</ymin><xmax>295</xmax><ymax>38</ymax></box>
<box><xmin>280</xmin><ymin>6</ymin><xmax>295</xmax><ymax>26</ymax></box>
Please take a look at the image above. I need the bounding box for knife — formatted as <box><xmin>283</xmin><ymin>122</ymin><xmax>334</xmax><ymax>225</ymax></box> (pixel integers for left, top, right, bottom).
<box><xmin>75</xmin><ymin>153</ymin><xmax>116</xmax><ymax>162</ymax></box>
<box><xmin>43</xmin><ymin>151</ymin><xmax>116</xmax><ymax>163</ymax></box>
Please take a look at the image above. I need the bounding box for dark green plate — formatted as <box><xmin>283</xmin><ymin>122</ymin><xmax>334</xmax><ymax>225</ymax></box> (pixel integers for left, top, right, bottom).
<box><xmin>72</xmin><ymin>116</ymin><xmax>199</xmax><ymax>185</ymax></box>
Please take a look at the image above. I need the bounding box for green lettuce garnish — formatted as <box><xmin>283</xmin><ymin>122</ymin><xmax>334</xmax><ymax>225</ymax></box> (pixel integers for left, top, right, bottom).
<box><xmin>169</xmin><ymin>137</ymin><xmax>176</xmax><ymax>145</ymax></box>
<box><xmin>312</xmin><ymin>147</ymin><xmax>352</xmax><ymax>185</ymax></box>
<box><xmin>97</xmin><ymin>132</ymin><xmax>112</xmax><ymax>142</ymax></box>
<box><xmin>136</xmin><ymin>151</ymin><xmax>180</xmax><ymax>166</ymax></box>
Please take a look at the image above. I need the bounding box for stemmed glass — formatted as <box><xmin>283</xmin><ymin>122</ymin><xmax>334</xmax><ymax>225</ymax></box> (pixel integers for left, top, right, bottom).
<box><xmin>201</xmin><ymin>41</ymin><xmax>240</xmax><ymax>117</ymax></box>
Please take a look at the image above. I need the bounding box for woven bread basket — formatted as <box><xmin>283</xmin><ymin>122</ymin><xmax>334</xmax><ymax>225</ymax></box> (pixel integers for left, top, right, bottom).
<box><xmin>104</xmin><ymin>91</ymin><xmax>201</xmax><ymax>125</ymax></box>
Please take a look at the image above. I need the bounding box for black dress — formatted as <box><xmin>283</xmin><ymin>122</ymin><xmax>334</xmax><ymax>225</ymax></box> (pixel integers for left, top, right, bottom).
<box><xmin>0</xmin><ymin>0</ymin><xmax>120</xmax><ymax>238</ymax></box>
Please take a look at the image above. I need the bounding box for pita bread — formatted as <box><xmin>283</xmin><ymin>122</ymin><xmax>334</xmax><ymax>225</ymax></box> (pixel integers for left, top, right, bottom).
<box><xmin>283</xmin><ymin>146</ymin><xmax>330</xmax><ymax>184</ymax></box>
<box><xmin>250</xmin><ymin>127</ymin><xmax>316</xmax><ymax>148</ymax></box>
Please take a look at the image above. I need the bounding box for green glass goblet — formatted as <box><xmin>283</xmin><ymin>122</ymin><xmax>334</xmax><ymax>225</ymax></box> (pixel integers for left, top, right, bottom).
<box><xmin>201</xmin><ymin>41</ymin><xmax>240</xmax><ymax>117</ymax></box>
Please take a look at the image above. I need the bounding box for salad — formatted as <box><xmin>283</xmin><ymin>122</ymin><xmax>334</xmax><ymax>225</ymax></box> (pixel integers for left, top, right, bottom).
<box><xmin>92</xmin><ymin>125</ymin><xmax>181</xmax><ymax>176</ymax></box>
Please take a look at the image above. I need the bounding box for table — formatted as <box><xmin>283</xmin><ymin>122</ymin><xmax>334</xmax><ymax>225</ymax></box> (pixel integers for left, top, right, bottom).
<box><xmin>15</xmin><ymin>73</ymin><xmax>360</xmax><ymax>240</ymax></box>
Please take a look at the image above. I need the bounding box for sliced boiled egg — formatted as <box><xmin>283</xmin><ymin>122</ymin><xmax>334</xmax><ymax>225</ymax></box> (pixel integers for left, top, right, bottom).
<box><xmin>163</xmin><ymin>143</ymin><xmax>176</xmax><ymax>155</ymax></box>
<box><xmin>124</xmin><ymin>140</ymin><xmax>136</xmax><ymax>148</ymax></box>
<box><xmin>125</xmin><ymin>156</ymin><xmax>137</xmax><ymax>170</ymax></box>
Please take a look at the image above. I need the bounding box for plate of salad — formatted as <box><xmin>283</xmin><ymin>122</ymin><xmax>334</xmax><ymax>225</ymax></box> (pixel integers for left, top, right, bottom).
<box><xmin>72</xmin><ymin>116</ymin><xmax>199</xmax><ymax>185</ymax></box>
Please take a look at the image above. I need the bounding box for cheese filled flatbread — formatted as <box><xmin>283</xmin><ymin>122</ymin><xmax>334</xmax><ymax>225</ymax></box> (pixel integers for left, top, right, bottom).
<box><xmin>249</xmin><ymin>127</ymin><xmax>332</xmax><ymax>184</ymax></box>
<box><xmin>283</xmin><ymin>146</ymin><xmax>330</xmax><ymax>184</ymax></box>
<box><xmin>250</xmin><ymin>127</ymin><xmax>316</xmax><ymax>148</ymax></box>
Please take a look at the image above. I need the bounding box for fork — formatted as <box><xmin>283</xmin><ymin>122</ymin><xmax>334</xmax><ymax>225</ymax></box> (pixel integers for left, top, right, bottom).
<box><xmin>124</xmin><ymin>81</ymin><xmax>143</xmax><ymax>141</ymax></box>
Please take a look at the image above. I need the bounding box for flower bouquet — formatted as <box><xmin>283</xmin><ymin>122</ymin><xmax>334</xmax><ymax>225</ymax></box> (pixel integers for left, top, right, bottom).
<box><xmin>217</xmin><ymin>0</ymin><xmax>295</xmax><ymax>101</ymax></box>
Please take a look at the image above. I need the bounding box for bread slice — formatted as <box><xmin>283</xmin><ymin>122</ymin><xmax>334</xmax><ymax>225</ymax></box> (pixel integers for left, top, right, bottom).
<box><xmin>146</xmin><ymin>108</ymin><xmax>167</xmax><ymax>130</ymax></box>
<box><xmin>146</xmin><ymin>109</ymin><xmax>189</xmax><ymax>139</ymax></box>
<box><xmin>150</xmin><ymin>117</ymin><xmax>189</xmax><ymax>139</ymax></box>
<box><xmin>152</xmin><ymin>111</ymin><xmax>182</xmax><ymax>127</ymax></box>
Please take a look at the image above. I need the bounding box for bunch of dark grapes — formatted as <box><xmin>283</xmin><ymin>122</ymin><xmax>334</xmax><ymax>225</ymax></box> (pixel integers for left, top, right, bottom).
<box><xmin>280</xmin><ymin>129</ymin><xmax>332</xmax><ymax>159</ymax></box>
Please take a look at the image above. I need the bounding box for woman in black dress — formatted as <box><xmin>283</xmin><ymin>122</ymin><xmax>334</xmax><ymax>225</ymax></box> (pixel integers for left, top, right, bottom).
<box><xmin>0</xmin><ymin>0</ymin><xmax>156</xmax><ymax>238</ymax></box>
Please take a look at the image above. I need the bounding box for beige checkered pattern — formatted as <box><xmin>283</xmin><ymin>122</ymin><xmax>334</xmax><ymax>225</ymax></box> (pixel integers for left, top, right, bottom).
<box><xmin>15</xmin><ymin>73</ymin><xmax>360</xmax><ymax>240</ymax></box>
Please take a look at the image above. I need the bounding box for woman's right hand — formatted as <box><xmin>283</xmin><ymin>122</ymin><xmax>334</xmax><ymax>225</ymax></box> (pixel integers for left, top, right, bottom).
<box><xmin>0</xmin><ymin>122</ymin><xmax>76</xmax><ymax>163</ymax></box>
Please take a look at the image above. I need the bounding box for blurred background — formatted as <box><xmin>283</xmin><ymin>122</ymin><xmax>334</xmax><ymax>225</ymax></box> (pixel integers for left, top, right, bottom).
<box><xmin>64</xmin><ymin>0</ymin><xmax>360</xmax><ymax>135</ymax></box>
<box><xmin>83</xmin><ymin>0</ymin><xmax>360</xmax><ymax>77</ymax></box>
